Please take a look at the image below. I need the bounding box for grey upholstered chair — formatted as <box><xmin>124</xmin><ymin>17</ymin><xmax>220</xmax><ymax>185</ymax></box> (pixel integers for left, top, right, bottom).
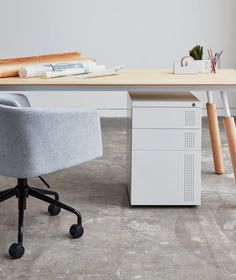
<box><xmin>0</xmin><ymin>93</ymin><xmax>102</xmax><ymax>259</ymax></box>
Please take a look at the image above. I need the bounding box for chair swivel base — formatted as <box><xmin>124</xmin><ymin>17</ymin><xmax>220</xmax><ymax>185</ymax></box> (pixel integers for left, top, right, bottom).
<box><xmin>0</xmin><ymin>178</ymin><xmax>84</xmax><ymax>259</ymax></box>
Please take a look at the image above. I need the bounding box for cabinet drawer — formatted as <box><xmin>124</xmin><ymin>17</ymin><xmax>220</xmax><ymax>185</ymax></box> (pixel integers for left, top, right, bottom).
<box><xmin>132</xmin><ymin>107</ymin><xmax>201</xmax><ymax>129</ymax></box>
<box><xmin>130</xmin><ymin>151</ymin><xmax>201</xmax><ymax>205</ymax></box>
<box><xmin>132</xmin><ymin>129</ymin><xmax>201</xmax><ymax>151</ymax></box>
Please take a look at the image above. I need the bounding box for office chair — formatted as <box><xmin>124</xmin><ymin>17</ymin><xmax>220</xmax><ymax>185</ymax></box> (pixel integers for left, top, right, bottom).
<box><xmin>0</xmin><ymin>93</ymin><xmax>102</xmax><ymax>259</ymax></box>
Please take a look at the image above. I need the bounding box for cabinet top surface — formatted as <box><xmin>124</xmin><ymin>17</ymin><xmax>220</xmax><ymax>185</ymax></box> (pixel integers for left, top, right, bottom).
<box><xmin>129</xmin><ymin>92</ymin><xmax>200</xmax><ymax>103</ymax></box>
<box><xmin>0</xmin><ymin>69</ymin><xmax>235</xmax><ymax>86</ymax></box>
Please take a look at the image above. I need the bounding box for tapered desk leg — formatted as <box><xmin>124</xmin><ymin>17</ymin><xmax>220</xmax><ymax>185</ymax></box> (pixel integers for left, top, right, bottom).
<box><xmin>206</xmin><ymin>91</ymin><xmax>224</xmax><ymax>174</ymax></box>
<box><xmin>221</xmin><ymin>91</ymin><xmax>236</xmax><ymax>180</ymax></box>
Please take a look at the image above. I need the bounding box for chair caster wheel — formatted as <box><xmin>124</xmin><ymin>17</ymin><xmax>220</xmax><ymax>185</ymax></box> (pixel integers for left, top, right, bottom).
<box><xmin>48</xmin><ymin>204</ymin><xmax>61</xmax><ymax>216</ymax></box>
<box><xmin>9</xmin><ymin>243</ymin><xmax>25</xmax><ymax>259</ymax></box>
<box><xmin>70</xmin><ymin>224</ymin><xmax>84</xmax><ymax>238</ymax></box>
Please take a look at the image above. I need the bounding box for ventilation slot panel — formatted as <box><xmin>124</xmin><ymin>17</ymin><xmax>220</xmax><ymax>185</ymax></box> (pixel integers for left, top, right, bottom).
<box><xmin>185</xmin><ymin>111</ymin><xmax>195</xmax><ymax>127</ymax></box>
<box><xmin>184</xmin><ymin>154</ymin><xmax>194</xmax><ymax>202</ymax></box>
<box><xmin>184</xmin><ymin>132</ymin><xmax>195</xmax><ymax>149</ymax></box>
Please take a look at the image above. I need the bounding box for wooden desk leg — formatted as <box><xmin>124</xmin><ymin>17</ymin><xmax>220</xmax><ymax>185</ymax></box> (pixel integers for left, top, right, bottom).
<box><xmin>221</xmin><ymin>91</ymin><xmax>236</xmax><ymax>179</ymax></box>
<box><xmin>206</xmin><ymin>91</ymin><xmax>224</xmax><ymax>174</ymax></box>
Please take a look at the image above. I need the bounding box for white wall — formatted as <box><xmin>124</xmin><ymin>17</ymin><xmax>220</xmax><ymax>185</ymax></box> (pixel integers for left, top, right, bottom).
<box><xmin>0</xmin><ymin>0</ymin><xmax>236</xmax><ymax>116</ymax></box>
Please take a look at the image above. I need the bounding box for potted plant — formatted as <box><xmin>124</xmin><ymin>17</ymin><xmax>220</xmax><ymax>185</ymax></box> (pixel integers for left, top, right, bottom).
<box><xmin>189</xmin><ymin>45</ymin><xmax>209</xmax><ymax>72</ymax></box>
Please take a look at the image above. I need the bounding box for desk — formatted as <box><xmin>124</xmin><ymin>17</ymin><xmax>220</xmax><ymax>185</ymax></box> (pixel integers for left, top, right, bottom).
<box><xmin>0</xmin><ymin>68</ymin><xmax>236</xmax><ymax>178</ymax></box>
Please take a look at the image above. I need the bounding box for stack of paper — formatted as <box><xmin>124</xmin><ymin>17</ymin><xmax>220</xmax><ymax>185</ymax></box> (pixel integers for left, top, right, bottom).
<box><xmin>0</xmin><ymin>52</ymin><xmax>83</xmax><ymax>78</ymax></box>
<box><xmin>19</xmin><ymin>60</ymin><xmax>97</xmax><ymax>78</ymax></box>
<box><xmin>0</xmin><ymin>52</ymin><xmax>124</xmax><ymax>79</ymax></box>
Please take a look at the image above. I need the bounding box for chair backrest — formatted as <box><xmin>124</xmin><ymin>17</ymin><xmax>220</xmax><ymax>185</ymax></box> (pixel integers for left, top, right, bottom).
<box><xmin>0</xmin><ymin>94</ymin><xmax>31</xmax><ymax>177</ymax></box>
<box><xmin>0</xmin><ymin>94</ymin><xmax>102</xmax><ymax>179</ymax></box>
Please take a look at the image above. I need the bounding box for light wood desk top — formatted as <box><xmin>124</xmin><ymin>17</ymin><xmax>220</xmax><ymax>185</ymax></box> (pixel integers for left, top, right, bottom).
<box><xmin>0</xmin><ymin>69</ymin><xmax>235</xmax><ymax>92</ymax></box>
<box><xmin>0</xmin><ymin>69</ymin><xmax>235</xmax><ymax>87</ymax></box>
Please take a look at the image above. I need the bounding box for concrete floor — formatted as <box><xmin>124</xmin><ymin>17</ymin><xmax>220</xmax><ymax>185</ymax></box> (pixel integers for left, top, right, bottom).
<box><xmin>0</xmin><ymin>118</ymin><xmax>236</xmax><ymax>279</ymax></box>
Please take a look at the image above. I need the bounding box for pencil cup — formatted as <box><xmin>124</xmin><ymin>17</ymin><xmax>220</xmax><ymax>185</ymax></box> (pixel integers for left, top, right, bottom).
<box><xmin>210</xmin><ymin>60</ymin><xmax>217</xmax><ymax>74</ymax></box>
<box><xmin>208</xmin><ymin>49</ymin><xmax>223</xmax><ymax>74</ymax></box>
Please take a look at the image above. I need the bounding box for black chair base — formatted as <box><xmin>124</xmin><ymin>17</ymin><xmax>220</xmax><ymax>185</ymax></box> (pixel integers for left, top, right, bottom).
<box><xmin>0</xmin><ymin>178</ymin><xmax>84</xmax><ymax>259</ymax></box>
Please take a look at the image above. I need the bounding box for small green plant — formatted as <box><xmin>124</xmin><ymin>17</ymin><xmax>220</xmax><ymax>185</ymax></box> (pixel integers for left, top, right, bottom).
<box><xmin>189</xmin><ymin>45</ymin><xmax>203</xmax><ymax>60</ymax></box>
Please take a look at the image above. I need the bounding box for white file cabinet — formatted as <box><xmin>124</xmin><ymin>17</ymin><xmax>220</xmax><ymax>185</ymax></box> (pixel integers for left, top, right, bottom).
<box><xmin>127</xmin><ymin>92</ymin><xmax>202</xmax><ymax>206</ymax></box>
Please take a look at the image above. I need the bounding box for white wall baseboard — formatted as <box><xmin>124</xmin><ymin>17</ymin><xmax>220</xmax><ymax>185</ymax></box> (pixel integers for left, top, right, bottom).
<box><xmin>98</xmin><ymin>108</ymin><xmax>236</xmax><ymax>118</ymax></box>
<box><xmin>24</xmin><ymin>92</ymin><xmax>236</xmax><ymax>118</ymax></box>
<box><xmin>97</xmin><ymin>109</ymin><xmax>128</xmax><ymax>117</ymax></box>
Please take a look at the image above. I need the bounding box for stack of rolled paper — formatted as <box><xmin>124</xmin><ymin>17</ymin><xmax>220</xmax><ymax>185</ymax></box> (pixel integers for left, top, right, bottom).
<box><xmin>19</xmin><ymin>59</ymin><xmax>99</xmax><ymax>78</ymax></box>
<box><xmin>0</xmin><ymin>52</ymin><xmax>95</xmax><ymax>78</ymax></box>
<box><xmin>18</xmin><ymin>59</ymin><xmax>122</xmax><ymax>79</ymax></box>
<box><xmin>0</xmin><ymin>52</ymin><xmax>124</xmax><ymax>79</ymax></box>
<box><xmin>41</xmin><ymin>64</ymin><xmax>106</xmax><ymax>79</ymax></box>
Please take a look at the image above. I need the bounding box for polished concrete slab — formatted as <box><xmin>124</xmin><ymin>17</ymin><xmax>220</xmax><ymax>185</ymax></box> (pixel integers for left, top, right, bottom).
<box><xmin>0</xmin><ymin>118</ymin><xmax>236</xmax><ymax>279</ymax></box>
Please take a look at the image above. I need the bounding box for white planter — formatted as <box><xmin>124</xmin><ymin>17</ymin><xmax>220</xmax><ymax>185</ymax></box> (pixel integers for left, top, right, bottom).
<box><xmin>194</xmin><ymin>60</ymin><xmax>211</xmax><ymax>73</ymax></box>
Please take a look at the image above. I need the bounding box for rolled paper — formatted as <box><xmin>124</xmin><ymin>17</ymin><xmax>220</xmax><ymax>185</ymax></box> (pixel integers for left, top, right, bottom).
<box><xmin>42</xmin><ymin>65</ymin><xmax>106</xmax><ymax>79</ymax></box>
<box><xmin>19</xmin><ymin>60</ymin><xmax>97</xmax><ymax>78</ymax></box>
<box><xmin>19</xmin><ymin>65</ymin><xmax>52</xmax><ymax>79</ymax></box>
<box><xmin>42</xmin><ymin>68</ymin><xmax>88</xmax><ymax>79</ymax></box>
<box><xmin>0</xmin><ymin>52</ymin><xmax>93</xmax><ymax>78</ymax></box>
<box><xmin>77</xmin><ymin>67</ymin><xmax>123</xmax><ymax>79</ymax></box>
